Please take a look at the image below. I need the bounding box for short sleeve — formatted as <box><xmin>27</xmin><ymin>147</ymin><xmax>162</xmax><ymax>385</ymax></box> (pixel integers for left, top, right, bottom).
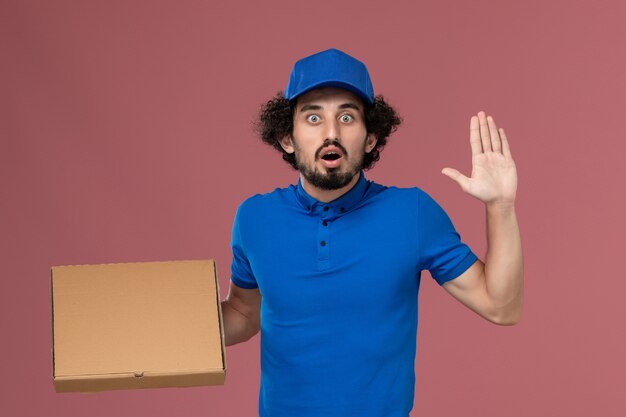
<box><xmin>417</xmin><ymin>189</ymin><xmax>478</xmax><ymax>285</ymax></box>
<box><xmin>230</xmin><ymin>202</ymin><xmax>258</xmax><ymax>289</ymax></box>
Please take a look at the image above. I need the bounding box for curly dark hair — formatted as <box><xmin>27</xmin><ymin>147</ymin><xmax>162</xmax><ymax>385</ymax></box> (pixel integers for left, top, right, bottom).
<box><xmin>254</xmin><ymin>92</ymin><xmax>402</xmax><ymax>170</ymax></box>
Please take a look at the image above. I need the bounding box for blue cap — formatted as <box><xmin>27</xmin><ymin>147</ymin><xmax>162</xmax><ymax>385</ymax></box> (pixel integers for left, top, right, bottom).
<box><xmin>284</xmin><ymin>48</ymin><xmax>374</xmax><ymax>104</ymax></box>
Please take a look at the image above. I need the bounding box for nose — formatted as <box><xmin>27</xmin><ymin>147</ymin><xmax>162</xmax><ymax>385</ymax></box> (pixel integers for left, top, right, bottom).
<box><xmin>324</xmin><ymin>117</ymin><xmax>340</xmax><ymax>142</ymax></box>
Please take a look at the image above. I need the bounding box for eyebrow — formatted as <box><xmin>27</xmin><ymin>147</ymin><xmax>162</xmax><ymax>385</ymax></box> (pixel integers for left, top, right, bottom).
<box><xmin>298</xmin><ymin>102</ymin><xmax>363</xmax><ymax>112</ymax></box>
<box><xmin>338</xmin><ymin>102</ymin><xmax>362</xmax><ymax>111</ymax></box>
<box><xmin>299</xmin><ymin>104</ymin><xmax>322</xmax><ymax>112</ymax></box>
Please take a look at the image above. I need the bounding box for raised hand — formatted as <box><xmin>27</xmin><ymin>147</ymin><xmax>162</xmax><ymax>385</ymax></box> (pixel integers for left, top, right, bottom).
<box><xmin>441</xmin><ymin>111</ymin><xmax>517</xmax><ymax>207</ymax></box>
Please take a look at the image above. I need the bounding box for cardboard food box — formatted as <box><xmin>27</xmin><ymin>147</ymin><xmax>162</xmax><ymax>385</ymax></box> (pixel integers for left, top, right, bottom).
<box><xmin>51</xmin><ymin>259</ymin><xmax>226</xmax><ymax>393</ymax></box>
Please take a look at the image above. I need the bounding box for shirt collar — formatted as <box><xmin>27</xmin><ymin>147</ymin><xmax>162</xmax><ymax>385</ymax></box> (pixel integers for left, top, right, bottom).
<box><xmin>295</xmin><ymin>171</ymin><xmax>369</xmax><ymax>215</ymax></box>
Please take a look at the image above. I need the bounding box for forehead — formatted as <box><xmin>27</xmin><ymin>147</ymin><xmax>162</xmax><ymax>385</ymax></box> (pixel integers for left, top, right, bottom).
<box><xmin>295</xmin><ymin>87</ymin><xmax>364</xmax><ymax>110</ymax></box>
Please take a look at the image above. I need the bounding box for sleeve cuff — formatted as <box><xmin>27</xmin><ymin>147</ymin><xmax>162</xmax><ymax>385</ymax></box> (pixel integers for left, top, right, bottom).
<box><xmin>433</xmin><ymin>252</ymin><xmax>479</xmax><ymax>286</ymax></box>
<box><xmin>230</xmin><ymin>276</ymin><xmax>259</xmax><ymax>290</ymax></box>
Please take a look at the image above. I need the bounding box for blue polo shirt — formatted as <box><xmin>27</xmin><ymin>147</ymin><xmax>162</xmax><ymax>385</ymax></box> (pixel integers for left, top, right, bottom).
<box><xmin>230</xmin><ymin>171</ymin><xmax>477</xmax><ymax>417</ymax></box>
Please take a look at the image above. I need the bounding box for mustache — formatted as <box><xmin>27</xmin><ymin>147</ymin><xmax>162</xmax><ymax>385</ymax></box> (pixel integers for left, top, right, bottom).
<box><xmin>315</xmin><ymin>140</ymin><xmax>348</xmax><ymax>160</ymax></box>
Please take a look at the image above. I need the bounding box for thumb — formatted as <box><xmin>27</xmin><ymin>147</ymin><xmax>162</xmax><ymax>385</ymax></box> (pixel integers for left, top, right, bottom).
<box><xmin>441</xmin><ymin>168</ymin><xmax>470</xmax><ymax>190</ymax></box>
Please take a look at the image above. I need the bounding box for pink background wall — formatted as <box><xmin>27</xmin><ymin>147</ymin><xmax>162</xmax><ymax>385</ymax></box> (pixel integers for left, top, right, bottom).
<box><xmin>2</xmin><ymin>0</ymin><xmax>625</xmax><ymax>415</ymax></box>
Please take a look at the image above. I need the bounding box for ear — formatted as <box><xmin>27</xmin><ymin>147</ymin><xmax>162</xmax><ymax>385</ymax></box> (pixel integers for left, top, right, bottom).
<box><xmin>365</xmin><ymin>134</ymin><xmax>377</xmax><ymax>154</ymax></box>
<box><xmin>279</xmin><ymin>136</ymin><xmax>295</xmax><ymax>154</ymax></box>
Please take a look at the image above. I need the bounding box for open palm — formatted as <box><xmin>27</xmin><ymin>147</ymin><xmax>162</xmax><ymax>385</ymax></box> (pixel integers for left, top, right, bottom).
<box><xmin>442</xmin><ymin>111</ymin><xmax>517</xmax><ymax>206</ymax></box>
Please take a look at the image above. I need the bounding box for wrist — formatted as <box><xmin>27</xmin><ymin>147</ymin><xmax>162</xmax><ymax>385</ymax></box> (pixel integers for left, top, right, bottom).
<box><xmin>486</xmin><ymin>200</ymin><xmax>516</xmax><ymax>213</ymax></box>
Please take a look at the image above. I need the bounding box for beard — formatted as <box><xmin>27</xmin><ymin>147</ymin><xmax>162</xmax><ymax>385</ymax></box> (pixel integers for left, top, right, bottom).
<box><xmin>294</xmin><ymin>139</ymin><xmax>365</xmax><ymax>191</ymax></box>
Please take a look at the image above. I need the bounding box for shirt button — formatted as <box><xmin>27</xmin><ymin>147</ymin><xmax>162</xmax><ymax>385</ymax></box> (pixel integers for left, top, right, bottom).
<box><xmin>339</xmin><ymin>207</ymin><xmax>345</xmax><ymax>213</ymax></box>
<box><xmin>320</xmin><ymin>240</ymin><xmax>326</xmax><ymax>246</ymax></box>
<box><xmin>323</xmin><ymin>206</ymin><xmax>329</xmax><ymax>211</ymax></box>
<box><xmin>322</xmin><ymin>221</ymin><xmax>328</xmax><ymax>227</ymax></box>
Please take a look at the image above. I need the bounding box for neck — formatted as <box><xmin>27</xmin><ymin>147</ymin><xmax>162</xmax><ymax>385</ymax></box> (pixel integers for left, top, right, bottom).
<box><xmin>299</xmin><ymin>172</ymin><xmax>360</xmax><ymax>203</ymax></box>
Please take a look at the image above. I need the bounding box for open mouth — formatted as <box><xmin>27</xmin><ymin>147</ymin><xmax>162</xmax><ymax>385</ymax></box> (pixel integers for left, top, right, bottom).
<box><xmin>318</xmin><ymin>144</ymin><xmax>346</xmax><ymax>169</ymax></box>
<box><xmin>321</xmin><ymin>152</ymin><xmax>341</xmax><ymax>161</ymax></box>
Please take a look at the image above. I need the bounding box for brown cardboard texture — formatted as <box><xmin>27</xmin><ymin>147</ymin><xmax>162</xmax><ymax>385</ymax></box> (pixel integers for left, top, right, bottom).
<box><xmin>51</xmin><ymin>259</ymin><xmax>226</xmax><ymax>393</ymax></box>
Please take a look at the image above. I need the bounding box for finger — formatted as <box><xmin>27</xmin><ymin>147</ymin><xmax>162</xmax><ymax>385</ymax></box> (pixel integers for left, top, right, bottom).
<box><xmin>478</xmin><ymin>111</ymin><xmax>491</xmax><ymax>152</ymax></box>
<box><xmin>499</xmin><ymin>128</ymin><xmax>512</xmax><ymax>158</ymax></box>
<box><xmin>487</xmin><ymin>115</ymin><xmax>502</xmax><ymax>153</ymax></box>
<box><xmin>469</xmin><ymin>116</ymin><xmax>482</xmax><ymax>156</ymax></box>
<box><xmin>441</xmin><ymin>168</ymin><xmax>471</xmax><ymax>191</ymax></box>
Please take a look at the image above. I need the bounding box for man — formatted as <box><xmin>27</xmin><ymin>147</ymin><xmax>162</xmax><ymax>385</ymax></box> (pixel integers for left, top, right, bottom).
<box><xmin>221</xmin><ymin>48</ymin><xmax>523</xmax><ymax>417</ymax></box>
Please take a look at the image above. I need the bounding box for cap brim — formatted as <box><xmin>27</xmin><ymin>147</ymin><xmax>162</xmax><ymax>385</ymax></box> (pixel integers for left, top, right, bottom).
<box><xmin>288</xmin><ymin>80</ymin><xmax>373</xmax><ymax>104</ymax></box>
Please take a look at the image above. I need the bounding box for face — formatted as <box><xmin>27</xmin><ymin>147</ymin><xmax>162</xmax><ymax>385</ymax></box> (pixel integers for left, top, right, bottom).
<box><xmin>280</xmin><ymin>87</ymin><xmax>377</xmax><ymax>190</ymax></box>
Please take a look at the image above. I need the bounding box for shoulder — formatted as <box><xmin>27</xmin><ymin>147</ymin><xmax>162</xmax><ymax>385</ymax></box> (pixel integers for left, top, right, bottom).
<box><xmin>235</xmin><ymin>184</ymin><xmax>296</xmax><ymax>217</ymax></box>
<box><xmin>389</xmin><ymin>185</ymin><xmax>445</xmax><ymax>208</ymax></box>
<box><xmin>368</xmin><ymin>181</ymin><xmax>434</xmax><ymax>205</ymax></box>
<box><xmin>366</xmin><ymin>182</ymin><xmax>450</xmax><ymax>221</ymax></box>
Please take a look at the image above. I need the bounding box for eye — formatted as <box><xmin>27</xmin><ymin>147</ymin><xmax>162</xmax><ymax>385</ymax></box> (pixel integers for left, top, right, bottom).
<box><xmin>339</xmin><ymin>114</ymin><xmax>353</xmax><ymax>123</ymax></box>
<box><xmin>307</xmin><ymin>114</ymin><xmax>320</xmax><ymax>123</ymax></box>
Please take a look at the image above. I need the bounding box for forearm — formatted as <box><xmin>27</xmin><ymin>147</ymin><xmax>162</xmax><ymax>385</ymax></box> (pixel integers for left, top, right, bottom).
<box><xmin>484</xmin><ymin>202</ymin><xmax>524</xmax><ymax>324</ymax></box>
<box><xmin>221</xmin><ymin>299</ymin><xmax>260</xmax><ymax>346</ymax></box>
